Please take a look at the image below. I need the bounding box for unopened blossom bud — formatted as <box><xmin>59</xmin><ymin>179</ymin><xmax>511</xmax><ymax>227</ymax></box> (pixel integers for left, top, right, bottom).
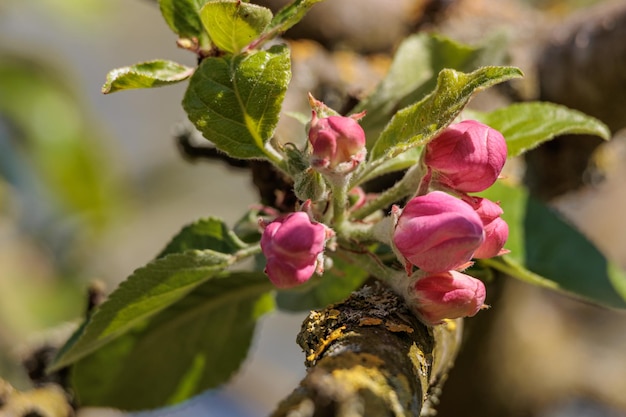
<box><xmin>425</xmin><ymin>120</ymin><xmax>507</xmax><ymax>193</ymax></box>
<box><xmin>393</xmin><ymin>191</ymin><xmax>484</xmax><ymax>273</ymax></box>
<box><xmin>260</xmin><ymin>212</ymin><xmax>330</xmax><ymax>288</ymax></box>
<box><xmin>472</xmin><ymin>198</ymin><xmax>509</xmax><ymax>259</ymax></box>
<box><xmin>409</xmin><ymin>271</ymin><xmax>487</xmax><ymax>325</ymax></box>
<box><xmin>308</xmin><ymin>111</ymin><xmax>366</xmax><ymax>173</ymax></box>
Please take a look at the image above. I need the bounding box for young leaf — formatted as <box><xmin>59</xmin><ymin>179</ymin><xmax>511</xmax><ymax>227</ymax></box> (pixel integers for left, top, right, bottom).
<box><xmin>248</xmin><ymin>0</ymin><xmax>324</xmax><ymax>49</ymax></box>
<box><xmin>183</xmin><ymin>44</ymin><xmax>291</xmax><ymax>159</ymax></box>
<box><xmin>355</xmin><ymin>33</ymin><xmax>508</xmax><ymax>146</ymax></box>
<box><xmin>158</xmin><ymin>0</ymin><xmax>207</xmax><ymax>39</ymax></box>
<box><xmin>276</xmin><ymin>257</ymin><xmax>368</xmax><ymax>311</ymax></box>
<box><xmin>102</xmin><ymin>60</ymin><xmax>193</xmax><ymax>94</ymax></box>
<box><xmin>70</xmin><ymin>273</ymin><xmax>274</xmax><ymax>410</ymax></box>
<box><xmin>468</xmin><ymin>102</ymin><xmax>611</xmax><ymax>157</ymax></box>
<box><xmin>200</xmin><ymin>1</ymin><xmax>273</xmax><ymax>54</ymax></box>
<box><xmin>50</xmin><ymin>250</ymin><xmax>235</xmax><ymax>370</ymax></box>
<box><xmin>480</xmin><ymin>181</ymin><xmax>626</xmax><ymax>309</ymax></box>
<box><xmin>369</xmin><ymin>66</ymin><xmax>523</xmax><ymax>162</ymax></box>
<box><xmin>158</xmin><ymin>217</ymin><xmax>248</xmax><ymax>258</ymax></box>
<box><xmin>268</xmin><ymin>0</ymin><xmax>324</xmax><ymax>33</ymax></box>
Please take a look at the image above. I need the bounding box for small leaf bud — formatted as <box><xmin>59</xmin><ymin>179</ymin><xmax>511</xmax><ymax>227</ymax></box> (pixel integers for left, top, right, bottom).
<box><xmin>294</xmin><ymin>168</ymin><xmax>328</xmax><ymax>202</ymax></box>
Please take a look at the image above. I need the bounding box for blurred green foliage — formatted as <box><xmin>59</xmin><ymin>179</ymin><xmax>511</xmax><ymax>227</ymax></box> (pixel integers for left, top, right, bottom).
<box><xmin>0</xmin><ymin>54</ymin><xmax>119</xmax><ymax>232</ymax></box>
<box><xmin>0</xmin><ymin>52</ymin><xmax>125</xmax><ymax>386</ymax></box>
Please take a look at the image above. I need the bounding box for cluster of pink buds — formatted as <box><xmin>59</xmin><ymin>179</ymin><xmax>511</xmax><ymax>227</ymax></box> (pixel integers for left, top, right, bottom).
<box><xmin>259</xmin><ymin>109</ymin><xmax>367</xmax><ymax>289</ymax></box>
<box><xmin>260</xmin><ymin>210</ymin><xmax>333</xmax><ymax>289</ymax></box>
<box><xmin>259</xmin><ymin>108</ymin><xmax>510</xmax><ymax>327</ymax></box>
<box><xmin>391</xmin><ymin>120</ymin><xmax>509</xmax><ymax>324</ymax></box>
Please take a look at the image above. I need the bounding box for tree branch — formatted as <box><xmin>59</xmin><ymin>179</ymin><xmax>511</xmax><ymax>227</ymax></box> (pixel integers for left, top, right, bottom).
<box><xmin>270</xmin><ymin>280</ymin><xmax>462</xmax><ymax>417</ymax></box>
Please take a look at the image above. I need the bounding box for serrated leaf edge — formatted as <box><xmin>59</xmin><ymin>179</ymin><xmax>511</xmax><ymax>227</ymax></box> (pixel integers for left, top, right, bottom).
<box><xmin>50</xmin><ymin>250</ymin><xmax>233</xmax><ymax>370</ymax></box>
<box><xmin>370</xmin><ymin>66</ymin><xmax>523</xmax><ymax>161</ymax></box>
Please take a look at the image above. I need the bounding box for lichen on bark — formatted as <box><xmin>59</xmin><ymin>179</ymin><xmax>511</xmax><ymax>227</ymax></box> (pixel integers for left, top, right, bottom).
<box><xmin>270</xmin><ymin>280</ymin><xmax>462</xmax><ymax>417</ymax></box>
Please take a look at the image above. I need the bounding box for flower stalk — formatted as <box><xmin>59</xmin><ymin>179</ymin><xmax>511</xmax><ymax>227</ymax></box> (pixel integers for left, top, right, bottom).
<box><xmin>350</xmin><ymin>162</ymin><xmax>426</xmax><ymax>220</ymax></box>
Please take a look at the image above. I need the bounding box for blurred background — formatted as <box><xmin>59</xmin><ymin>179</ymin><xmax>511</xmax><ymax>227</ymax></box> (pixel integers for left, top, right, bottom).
<box><xmin>1</xmin><ymin>0</ymin><xmax>625</xmax><ymax>416</ymax></box>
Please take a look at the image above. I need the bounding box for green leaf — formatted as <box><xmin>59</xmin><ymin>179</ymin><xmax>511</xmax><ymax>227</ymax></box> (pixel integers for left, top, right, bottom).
<box><xmin>71</xmin><ymin>272</ymin><xmax>274</xmax><ymax>410</ymax></box>
<box><xmin>480</xmin><ymin>181</ymin><xmax>626</xmax><ymax>309</ymax></box>
<box><xmin>276</xmin><ymin>257</ymin><xmax>368</xmax><ymax>311</ymax></box>
<box><xmin>183</xmin><ymin>44</ymin><xmax>291</xmax><ymax>159</ymax></box>
<box><xmin>0</xmin><ymin>53</ymin><xmax>123</xmax><ymax>233</ymax></box>
<box><xmin>369</xmin><ymin>66</ymin><xmax>523</xmax><ymax>161</ymax></box>
<box><xmin>50</xmin><ymin>250</ymin><xmax>234</xmax><ymax>370</ymax></box>
<box><xmin>468</xmin><ymin>102</ymin><xmax>611</xmax><ymax>158</ymax></box>
<box><xmin>158</xmin><ymin>217</ymin><xmax>248</xmax><ymax>258</ymax></box>
<box><xmin>200</xmin><ymin>1</ymin><xmax>273</xmax><ymax>54</ymax></box>
<box><xmin>247</xmin><ymin>0</ymin><xmax>324</xmax><ymax>49</ymax></box>
<box><xmin>102</xmin><ymin>60</ymin><xmax>193</xmax><ymax>94</ymax></box>
<box><xmin>158</xmin><ymin>0</ymin><xmax>207</xmax><ymax>39</ymax></box>
<box><xmin>268</xmin><ymin>0</ymin><xmax>324</xmax><ymax>33</ymax></box>
<box><xmin>355</xmin><ymin>33</ymin><xmax>508</xmax><ymax>147</ymax></box>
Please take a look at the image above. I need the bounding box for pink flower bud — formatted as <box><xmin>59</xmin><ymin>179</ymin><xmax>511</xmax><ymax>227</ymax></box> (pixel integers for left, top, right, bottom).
<box><xmin>260</xmin><ymin>212</ymin><xmax>329</xmax><ymax>288</ymax></box>
<box><xmin>308</xmin><ymin>111</ymin><xmax>366</xmax><ymax>173</ymax></box>
<box><xmin>393</xmin><ymin>191</ymin><xmax>484</xmax><ymax>273</ymax></box>
<box><xmin>425</xmin><ymin>120</ymin><xmax>507</xmax><ymax>193</ymax></box>
<box><xmin>472</xmin><ymin>198</ymin><xmax>509</xmax><ymax>259</ymax></box>
<box><xmin>410</xmin><ymin>271</ymin><xmax>487</xmax><ymax>325</ymax></box>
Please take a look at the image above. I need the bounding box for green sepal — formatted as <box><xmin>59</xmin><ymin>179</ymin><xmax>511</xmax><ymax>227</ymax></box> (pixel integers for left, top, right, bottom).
<box><xmin>232</xmin><ymin>209</ymin><xmax>264</xmax><ymax>245</ymax></box>
<box><xmin>294</xmin><ymin>168</ymin><xmax>327</xmax><ymax>202</ymax></box>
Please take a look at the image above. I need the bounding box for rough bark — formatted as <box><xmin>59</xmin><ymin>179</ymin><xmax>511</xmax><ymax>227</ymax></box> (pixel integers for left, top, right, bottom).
<box><xmin>270</xmin><ymin>280</ymin><xmax>462</xmax><ymax>417</ymax></box>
